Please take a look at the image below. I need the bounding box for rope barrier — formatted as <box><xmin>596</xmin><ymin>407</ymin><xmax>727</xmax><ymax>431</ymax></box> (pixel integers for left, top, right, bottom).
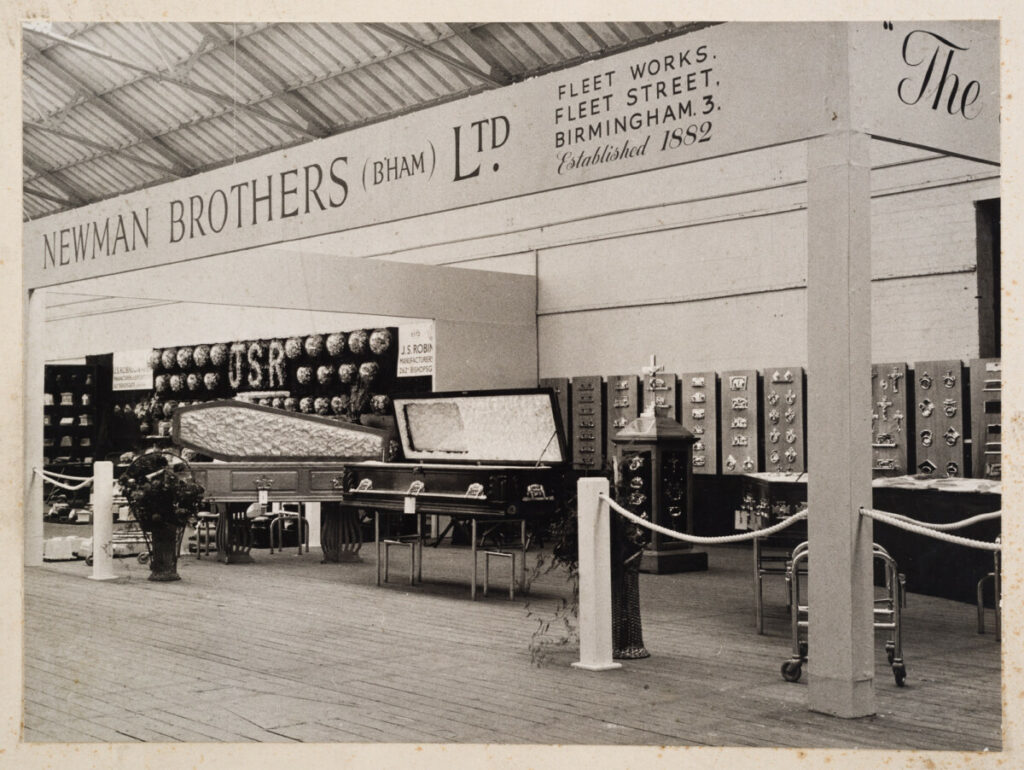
<box><xmin>35</xmin><ymin>467</ymin><xmax>93</xmax><ymax>481</ymax></box>
<box><xmin>33</xmin><ymin>467</ymin><xmax>94</xmax><ymax>491</ymax></box>
<box><xmin>871</xmin><ymin>509</ymin><xmax>1000</xmax><ymax>531</ymax></box>
<box><xmin>600</xmin><ymin>494</ymin><xmax>807</xmax><ymax>544</ymax></box>
<box><xmin>861</xmin><ymin>507</ymin><xmax>1001</xmax><ymax>552</ymax></box>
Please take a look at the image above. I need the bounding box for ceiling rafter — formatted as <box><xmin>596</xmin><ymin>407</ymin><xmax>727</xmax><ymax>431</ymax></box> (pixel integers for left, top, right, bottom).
<box><xmin>23</xmin><ymin>149</ymin><xmax>92</xmax><ymax>207</ymax></box>
<box><xmin>26</xmin><ymin>46</ymin><xmax>198</xmax><ymax>176</ymax></box>
<box><xmin>24</xmin><ymin>120</ymin><xmax>181</xmax><ymax>178</ymax></box>
<box><xmin>446</xmin><ymin>23</ymin><xmax>515</xmax><ymax>84</ymax></box>
<box><xmin>24</xmin><ymin>25</ymin><xmax>318</xmax><ymax>141</ymax></box>
<box><xmin>195</xmin><ymin>22</ymin><xmax>332</xmax><ymax>137</ymax></box>
<box><xmin>24</xmin><ymin>186</ymin><xmax>76</xmax><ymax>207</ymax></box>
<box><xmin>367</xmin><ymin>23</ymin><xmax>503</xmax><ymax>87</ymax></box>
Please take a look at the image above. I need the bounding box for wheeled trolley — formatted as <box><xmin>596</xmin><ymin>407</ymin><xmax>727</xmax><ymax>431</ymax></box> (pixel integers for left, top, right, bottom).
<box><xmin>781</xmin><ymin>541</ymin><xmax>908</xmax><ymax>686</ymax></box>
<box><xmin>84</xmin><ymin>521</ymin><xmax>151</xmax><ymax>566</ymax></box>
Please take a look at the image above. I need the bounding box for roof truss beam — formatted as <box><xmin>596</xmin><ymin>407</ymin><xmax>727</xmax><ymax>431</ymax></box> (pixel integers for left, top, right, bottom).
<box><xmin>24</xmin><ymin>120</ymin><xmax>182</xmax><ymax>178</ymax></box>
<box><xmin>367</xmin><ymin>23</ymin><xmax>503</xmax><ymax>86</ymax></box>
<box><xmin>24</xmin><ymin>24</ymin><xmax>318</xmax><ymax>140</ymax></box>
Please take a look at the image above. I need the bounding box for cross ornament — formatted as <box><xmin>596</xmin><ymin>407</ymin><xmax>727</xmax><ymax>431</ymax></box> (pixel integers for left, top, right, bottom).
<box><xmin>641</xmin><ymin>355</ymin><xmax>664</xmax><ymax>415</ymax></box>
<box><xmin>877</xmin><ymin>396</ymin><xmax>893</xmax><ymax>421</ymax></box>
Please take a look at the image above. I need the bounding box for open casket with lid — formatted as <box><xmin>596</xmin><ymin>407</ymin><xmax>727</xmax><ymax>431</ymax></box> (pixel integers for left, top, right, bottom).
<box><xmin>335</xmin><ymin>388</ymin><xmax>569</xmax><ymax>596</ymax></box>
<box><xmin>171</xmin><ymin>400</ymin><xmax>389</xmax><ymax>563</ymax></box>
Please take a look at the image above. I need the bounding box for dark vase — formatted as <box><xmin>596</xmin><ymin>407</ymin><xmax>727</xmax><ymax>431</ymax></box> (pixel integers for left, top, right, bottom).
<box><xmin>148</xmin><ymin>523</ymin><xmax>182</xmax><ymax>582</ymax></box>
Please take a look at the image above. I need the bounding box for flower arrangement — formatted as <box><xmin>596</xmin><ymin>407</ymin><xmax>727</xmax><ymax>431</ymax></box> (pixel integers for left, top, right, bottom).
<box><xmin>326</xmin><ymin>333</ymin><xmax>347</xmax><ymax>357</ymax></box>
<box><xmin>371</xmin><ymin>394</ymin><xmax>391</xmax><ymax>414</ymax></box>
<box><xmin>299</xmin><ymin>397</ymin><xmax>314</xmax><ymax>414</ymax></box>
<box><xmin>331</xmin><ymin>394</ymin><xmax>349</xmax><ymax>415</ymax></box>
<box><xmin>186</xmin><ymin>373</ymin><xmax>201</xmax><ymax>391</ymax></box>
<box><xmin>296</xmin><ymin>366</ymin><xmax>313</xmax><ymax>385</ymax></box>
<box><xmin>369</xmin><ymin>328</ymin><xmax>392</xmax><ymax>355</ymax></box>
<box><xmin>247</xmin><ymin>341</ymin><xmax>265</xmax><ymax>389</ymax></box>
<box><xmin>154</xmin><ymin>374</ymin><xmax>169</xmax><ymax>394</ymax></box>
<box><xmin>272</xmin><ymin>397</ymin><xmax>285</xmax><ymax>409</ymax></box>
<box><xmin>314</xmin><ymin>397</ymin><xmax>330</xmax><ymax>415</ymax></box>
<box><xmin>160</xmin><ymin>348</ymin><xmax>178</xmax><ymax>370</ymax></box>
<box><xmin>118</xmin><ymin>452</ymin><xmax>206</xmax><ymax>533</ymax></box>
<box><xmin>317</xmin><ymin>365</ymin><xmax>333</xmax><ymax>385</ymax></box>
<box><xmin>169</xmin><ymin>374</ymin><xmax>184</xmax><ymax>392</ymax></box>
<box><xmin>162</xmin><ymin>400</ymin><xmax>178</xmax><ymax>418</ymax></box>
<box><xmin>203</xmin><ymin>372</ymin><xmax>220</xmax><ymax>391</ymax></box>
<box><xmin>284</xmin><ymin>397</ymin><xmax>298</xmax><ymax>411</ymax></box>
<box><xmin>148</xmin><ymin>350</ymin><xmax>162</xmax><ymax>370</ymax></box>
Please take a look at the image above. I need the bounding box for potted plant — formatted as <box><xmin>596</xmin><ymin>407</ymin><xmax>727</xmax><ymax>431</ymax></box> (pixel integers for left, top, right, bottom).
<box><xmin>118</xmin><ymin>451</ymin><xmax>205</xmax><ymax>581</ymax></box>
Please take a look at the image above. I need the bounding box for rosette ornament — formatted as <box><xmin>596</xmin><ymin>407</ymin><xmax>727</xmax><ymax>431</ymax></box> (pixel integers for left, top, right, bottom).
<box><xmin>299</xmin><ymin>397</ymin><xmax>314</xmax><ymax>414</ymax></box>
<box><xmin>193</xmin><ymin>344</ymin><xmax>211</xmax><ymax>368</ymax></box>
<box><xmin>330</xmin><ymin>395</ymin><xmax>349</xmax><ymax>415</ymax></box>
<box><xmin>314</xmin><ymin>397</ymin><xmax>331</xmax><ymax>415</ymax></box>
<box><xmin>317</xmin><ymin>365</ymin><xmax>334</xmax><ymax>385</ymax></box>
<box><xmin>203</xmin><ymin>372</ymin><xmax>220</xmax><ymax>391</ymax></box>
<box><xmin>326</xmin><ymin>332</ymin><xmax>347</xmax><ymax>357</ymax></box>
<box><xmin>176</xmin><ymin>346</ymin><xmax>194</xmax><ymax>370</ymax></box>
<box><xmin>337</xmin><ymin>363</ymin><xmax>357</xmax><ymax>384</ymax></box>
<box><xmin>359</xmin><ymin>361</ymin><xmax>380</xmax><ymax>383</ymax></box>
<box><xmin>284</xmin><ymin>337</ymin><xmax>303</xmax><ymax>359</ymax></box>
<box><xmin>304</xmin><ymin>334</ymin><xmax>324</xmax><ymax>358</ymax></box>
<box><xmin>186</xmin><ymin>373</ymin><xmax>201</xmax><ymax>392</ymax></box>
<box><xmin>296</xmin><ymin>366</ymin><xmax>313</xmax><ymax>385</ymax></box>
<box><xmin>210</xmin><ymin>343</ymin><xmax>228</xmax><ymax>367</ymax></box>
<box><xmin>348</xmin><ymin>329</ymin><xmax>369</xmax><ymax>355</ymax></box>
<box><xmin>169</xmin><ymin>374</ymin><xmax>184</xmax><ymax>392</ymax></box>
<box><xmin>160</xmin><ymin>348</ymin><xmax>178</xmax><ymax>370</ymax></box>
<box><xmin>369</xmin><ymin>328</ymin><xmax>392</xmax><ymax>355</ymax></box>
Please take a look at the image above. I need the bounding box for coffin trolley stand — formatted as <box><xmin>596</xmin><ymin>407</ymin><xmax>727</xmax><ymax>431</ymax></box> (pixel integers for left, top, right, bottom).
<box><xmin>171</xmin><ymin>400</ymin><xmax>390</xmax><ymax>564</ymax></box>
<box><xmin>336</xmin><ymin>388</ymin><xmax>568</xmax><ymax>599</ymax></box>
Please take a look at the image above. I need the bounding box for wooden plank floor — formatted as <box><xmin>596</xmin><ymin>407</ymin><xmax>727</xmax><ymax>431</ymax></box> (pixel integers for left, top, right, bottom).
<box><xmin>23</xmin><ymin>542</ymin><xmax>1001</xmax><ymax>748</ymax></box>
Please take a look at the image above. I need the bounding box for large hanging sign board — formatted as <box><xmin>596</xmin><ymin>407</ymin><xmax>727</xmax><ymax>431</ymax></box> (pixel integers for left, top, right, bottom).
<box><xmin>24</xmin><ymin>23</ymin><xmax>837</xmax><ymax>290</ymax></box>
<box><xmin>850</xmin><ymin>21</ymin><xmax>999</xmax><ymax>164</ymax></box>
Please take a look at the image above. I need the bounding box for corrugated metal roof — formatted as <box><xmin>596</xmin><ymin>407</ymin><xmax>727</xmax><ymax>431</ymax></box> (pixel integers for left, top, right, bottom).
<box><xmin>22</xmin><ymin>21</ymin><xmax>718</xmax><ymax>221</ymax></box>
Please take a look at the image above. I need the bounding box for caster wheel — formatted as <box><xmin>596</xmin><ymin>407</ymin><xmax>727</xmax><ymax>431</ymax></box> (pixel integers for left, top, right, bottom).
<box><xmin>892</xmin><ymin>663</ymin><xmax>906</xmax><ymax>687</ymax></box>
<box><xmin>781</xmin><ymin>660</ymin><xmax>803</xmax><ymax>683</ymax></box>
<box><xmin>798</xmin><ymin>641</ymin><xmax>808</xmax><ymax>660</ymax></box>
<box><xmin>137</xmin><ymin>552</ymin><xmax>150</xmax><ymax>565</ymax></box>
<box><xmin>85</xmin><ymin>555</ymin><xmax>93</xmax><ymax>567</ymax></box>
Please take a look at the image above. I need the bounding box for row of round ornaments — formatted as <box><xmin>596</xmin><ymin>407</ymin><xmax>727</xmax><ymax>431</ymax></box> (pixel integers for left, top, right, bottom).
<box><xmin>148</xmin><ymin>330</ymin><xmax>393</xmax><ymax>394</ymax></box>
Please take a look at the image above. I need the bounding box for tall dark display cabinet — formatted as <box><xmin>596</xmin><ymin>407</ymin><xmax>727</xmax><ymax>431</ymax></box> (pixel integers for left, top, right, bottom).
<box><xmin>43</xmin><ymin>363</ymin><xmax>100</xmax><ymax>505</ymax></box>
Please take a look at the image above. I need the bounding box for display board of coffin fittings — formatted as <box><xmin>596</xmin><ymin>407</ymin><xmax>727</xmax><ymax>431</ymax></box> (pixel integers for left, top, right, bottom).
<box><xmin>606</xmin><ymin>374</ymin><xmax>640</xmax><ymax>465</ymax></box>
<box><xmin>720</xmin><ymin>369</ymin><xmax>760</xmax><ymax>475</ymax></box>
<box><xmin>570</xmin><ymin>375</ymin><xmax>605</xmax><ymax>471</ymax></box>
<box><xmin>679</xmin><ymin>371</ymin><xmax>719</xmax><ymax>474</ymax></box>
<box><xmin>762</xmin><ymin>366</ymin><xmax>806</xmax><ymax>473</ymax></box>
<box><xmin>912</xmin><ymin>359</ymin><xmax>966</xmax><ymax>478</ymax></box>
<box><xmin>871</xmin><ymin>362</ymin><xmax>911</xmax><ymax>477</ymax></box>
<box><xmin>643</xmin><ymin>371</ymin><xmax>678</xmax><ymax>421</ymax></box>
<box><xmin>539</xmin><ymin>377</ymin><xmax>572</xmax><ymax>456</ymax></box>
<box><xmin>969</xmin><ymin>358</ymin><xmax>1001</xmax><ymax>480</ymax></box>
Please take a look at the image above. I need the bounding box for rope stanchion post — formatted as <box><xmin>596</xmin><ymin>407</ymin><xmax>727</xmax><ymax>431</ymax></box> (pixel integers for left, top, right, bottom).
<box><xmin>88</xmin><ymin>462</ymin><xmax>117</xmax><ymax>581</ymax></box>
<box><xmin>572</xmin><ymin>477</ymin><xmax>622</xmax><ymax>672</ymax></box>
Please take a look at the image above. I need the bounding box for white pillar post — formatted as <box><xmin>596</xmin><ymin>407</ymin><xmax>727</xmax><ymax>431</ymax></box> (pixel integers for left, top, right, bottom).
<box><xmin>305</xmin><ymin>502</ymin><xmax>321</xmax><ymax>548</ymax></box>
<box><xmin>89</xmin><ymin>461</ymin><xmax>117</xmax><ymax>581</ymax></box>
<box><xmin>572</xmin><ymin>477</ymin><xmax>621</xmax><ymax>672</ymax></box>
<box><xmin>806</xmin><ymin>127</ymin><xmax>876</xmax><ymax>717</ymax></box>
<box><xmin>24</xmin><ymin>287</ymin><xmax>46</xmax><ymax>567</ymax></box>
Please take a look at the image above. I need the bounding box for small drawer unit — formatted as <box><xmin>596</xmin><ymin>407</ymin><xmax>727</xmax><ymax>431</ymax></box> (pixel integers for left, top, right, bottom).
<box><xmin>721</xmin><ymin>369</ymin><xmax>760</xmax><ymax>474</ymax></box>
<box><xmin>679</xmin><ymin>371</ymin><xmax>718</xmax><ymax>474</ymax></box>
<box><xmin>969</xmin><ymin>358</ymin><xmax>1001</xmax><ymax>480</ymax></box>
<box><xmin>571</xmin><ymin>375</ymin><xmax>604</xmax><ymax>471</ymax></box>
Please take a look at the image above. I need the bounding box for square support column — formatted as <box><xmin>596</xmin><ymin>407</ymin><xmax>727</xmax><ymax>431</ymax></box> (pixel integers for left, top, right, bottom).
<box><xmin>806</xmin><ymin>130</ymin><xmax>875</xmax><ymax>717</ymax></box>
<box><xmin>24</xmin><ymin>288</ymin><xmax>46</xmax><ymax>567</ymax></box>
